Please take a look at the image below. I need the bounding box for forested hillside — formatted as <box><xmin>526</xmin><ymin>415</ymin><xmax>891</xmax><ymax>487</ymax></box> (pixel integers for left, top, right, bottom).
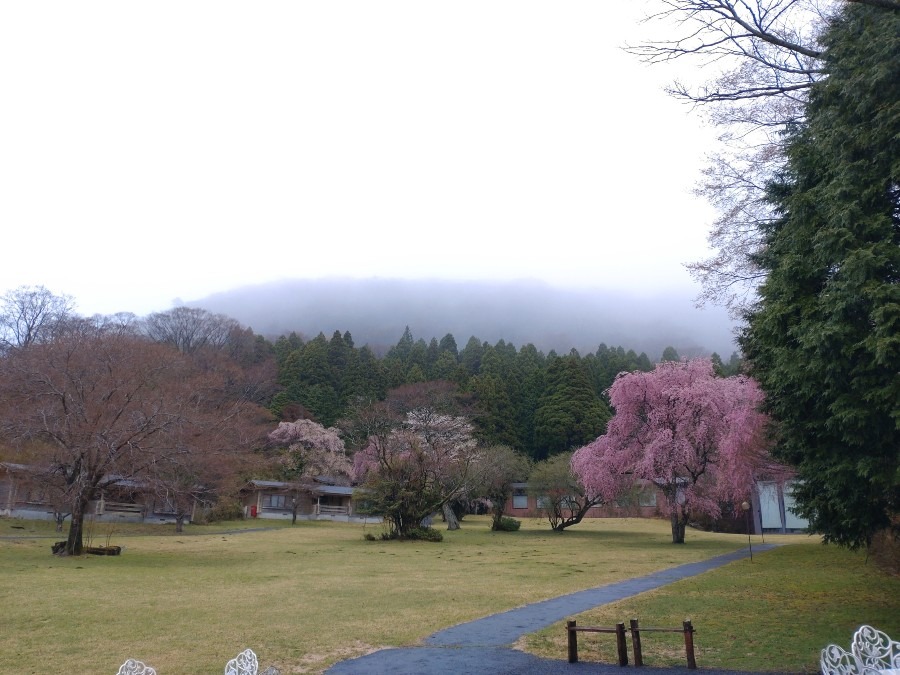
<box><xmin>270</xmin><ymin>326</ymin><xmax>741</xmax><ymax>460</ymax></box>
<box><xmin>190</xmin><ymin>278</ymin><xmax>736</xmax><ymax>360</ymax></box>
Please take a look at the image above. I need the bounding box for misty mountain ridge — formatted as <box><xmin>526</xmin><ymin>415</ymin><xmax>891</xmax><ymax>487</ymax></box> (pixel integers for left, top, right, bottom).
<box><xmin>190</xmin><ymin>278</ymin><xmax>738</xmax><ymax>360</ymax></box>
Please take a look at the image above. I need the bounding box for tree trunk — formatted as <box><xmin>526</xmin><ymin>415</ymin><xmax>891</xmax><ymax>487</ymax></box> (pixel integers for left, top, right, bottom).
<box><xmin>54</xmin><ymin>512</ymin><xmax>67</xmax><ymax>533</ymax></box>
<box><xmin>63</xmin><ymin>494</ymin><xmax>91</xmax><ymax>555</ymax></box>
<box><xmin>671</xmin><ymin>510</ymin><xmax>687</xmax><ymax>544</ymax></box>
<box><xmin>442</xmin><ymin>502</ymin><xmax>460</xmax><ymax>530</ymax></box>
<box><xmin>491</xmin><ymin>505</ymin><xmax>504</xmax><ymax>531</ymax></box>
<box><xmin>291</xmin><ymin>496</ymin><xmax>299</xmax><ymax>525</ymax></box>
<box><xmin>175</xmin><ymin>513</ymin><xmax>186</xmax><ymax>533</ymax></box>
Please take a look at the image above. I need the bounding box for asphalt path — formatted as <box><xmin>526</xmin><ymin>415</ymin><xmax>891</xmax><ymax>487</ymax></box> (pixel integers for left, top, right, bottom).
<box><xmin>327</xmin><ymin>544</ymin><xmax>790</xmax><ymax>675</ymax></box>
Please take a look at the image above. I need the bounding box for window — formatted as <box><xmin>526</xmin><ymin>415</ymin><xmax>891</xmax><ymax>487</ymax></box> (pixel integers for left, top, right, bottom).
<box><xmin>262</xmin><ymin>494</ymin><xmax>286</xmax><ymax>509</ymax></box>
<box><xmin>512</xmin><ymin>489</ymin><xmax>528</xmax><ymax>509</ymax></box>
<box><xmin>638</xmin><ymin>490</ymin><xmax>657</xmax><ymax>507</ymax></box>
<box><xmin>615</xmin><ymin>486</ymin><xmax>658</xmax><ymax>508</ymax></box>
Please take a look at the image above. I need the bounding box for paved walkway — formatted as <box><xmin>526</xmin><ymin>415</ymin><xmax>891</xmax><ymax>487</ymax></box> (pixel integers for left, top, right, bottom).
<box><xmin>327</xmin><ymin>544</ymin><xmax>781</xmax><ymax>674</ymax></box>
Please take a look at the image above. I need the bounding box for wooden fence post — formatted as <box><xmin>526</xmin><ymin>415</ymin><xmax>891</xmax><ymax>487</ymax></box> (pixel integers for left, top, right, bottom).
<box><xmin>630</xmin><ymin>618</ymin><xmax>643</xmax><ymax>666</ymax></box>
<box><xmin>683</xmin><ymin>620</ymin><xmax>696</xmax><ymax>669</ymax></box>
<box><xmin>567</xmin><ymin>620</ymin><xmax>578</xmax><ymax>663</ymax></box>
<box><xmin>616</xmin><ymin>622</ymin><xmax>628</xmax><ymax>666</ymax></box>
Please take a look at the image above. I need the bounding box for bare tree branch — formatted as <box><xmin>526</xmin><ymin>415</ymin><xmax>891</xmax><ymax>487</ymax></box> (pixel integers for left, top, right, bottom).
<box><xmin>628</xmin><ymin>1</ymin><xmax>843</xmax><ymax>315</ymax></box>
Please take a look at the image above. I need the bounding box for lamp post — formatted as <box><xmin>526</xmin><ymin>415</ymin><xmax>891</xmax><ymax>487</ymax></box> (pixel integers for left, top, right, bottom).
<box><xmin>741</xmin><ymin>500</ymin><xmax>753</xmax><ymax>562</ymax></box>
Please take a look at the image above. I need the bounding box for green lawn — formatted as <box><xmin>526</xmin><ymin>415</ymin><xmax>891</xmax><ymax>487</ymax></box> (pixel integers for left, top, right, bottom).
<box><xmin>1</xmin><ymin>515</ymin><xmax>895</xmax><ymax>674</ymax></box>
<box><xmin>521</xmin><ymin>539</ymin><xmax>900</xmax><ymax>673</ymax></box>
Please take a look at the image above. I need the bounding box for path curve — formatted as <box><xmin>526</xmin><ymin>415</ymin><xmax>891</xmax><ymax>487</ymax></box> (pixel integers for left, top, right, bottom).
<box><xmin>327</xmin><ymin>544</ymin><xmax>781</xmax><ymax>674</ymax></box>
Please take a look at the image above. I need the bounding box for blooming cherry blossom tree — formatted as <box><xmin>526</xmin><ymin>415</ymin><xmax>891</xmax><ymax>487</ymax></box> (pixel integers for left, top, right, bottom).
<box><xmin>267</xmin><ymin>419</ymin><xmax>351</xmax><ymax>524</ymax></box>
<box><xmin>268</xmin><ymin>419</ymin><xmax>349</xmax><ymax>478</ymax></box>
<box><xmin>572</xmin><ymin>358</ymin><xmax>784</xmax><ymax>543</ymax></box>
<box><xmin>351</xmin><ymin>407</ymin><xmax>479</xmax><ymax>538</ymax></box>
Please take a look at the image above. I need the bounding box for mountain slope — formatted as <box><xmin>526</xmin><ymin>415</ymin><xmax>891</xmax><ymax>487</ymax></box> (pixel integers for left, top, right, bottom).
<box><xmin>190</xmin><ymin>278</ymin><xmax>737</xmax><ymax>359</ymax></box>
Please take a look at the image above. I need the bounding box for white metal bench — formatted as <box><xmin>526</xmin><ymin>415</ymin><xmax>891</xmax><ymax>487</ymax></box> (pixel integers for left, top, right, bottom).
<box><xmin>821</xmin><ymin>625</ymin><xmax>900</xmax><ymax>674</ymax></box>
<box><xmin>117</xmin><ymin>648</ymin><xmax>279</xmax><ymax>675</ymax></box>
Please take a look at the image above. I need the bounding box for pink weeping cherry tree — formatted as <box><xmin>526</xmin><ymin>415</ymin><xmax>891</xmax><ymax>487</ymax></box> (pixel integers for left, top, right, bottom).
<box><xmin>572</xmin><ymin>358</ymin><xmax>787</xmax><ymax>543</ymax></box>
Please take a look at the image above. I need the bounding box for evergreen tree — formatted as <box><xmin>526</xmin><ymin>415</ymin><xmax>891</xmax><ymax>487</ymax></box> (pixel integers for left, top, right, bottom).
<box><xmin>408</xmin><ymin>338</ymin><xmax>429</xmax><ymax>375</ymax></box>
<box><xmin>532</xmin><ymin>355</ymin><xmax>611</xmax><ymax>460</ymax></box>
<box><xmin>459</xmin><ymin>336</ymin><xmax>484</xmax><ymax>375</ymax></box>
<box><xmin>430</xmin><ymin>350</ymin><xmax>459</xmax><ymax>381</ymax></box>
<box><xmin>470</xmin><ymin>374</ymin><xmax>520</xmax><ymax>448</ymax></box>
<box><xmin>424</xmin><ymin>337</ymin><xmax>440</xmax><ymax>378</ymax></box>
<box><xmin>438</xmin><ymin>333</ymin><xmax>459</xmax><ymax>358</ymax></box>
<box><xmin>515</xmin><ymin>344</ymin><xmax>546</xmax><ymax>458</ymax></box>
<box><xmin>742</xmin><ymin>3</ymin><xmax>899</xmax><ymax>549</ymax></box>
<box><xmin>386</xmin><ymin>326</ymin><xmax>415</xmax><ymax>363</ymax></box>
<box><xmin>327</xmin><ymin>330</ymin><xmax>351</xmax><ymax>391</ymax></box>
<box><xmin>660</xmin><ymin>346</ymin><xmax>681</xmax><ymax>362</ymax></box>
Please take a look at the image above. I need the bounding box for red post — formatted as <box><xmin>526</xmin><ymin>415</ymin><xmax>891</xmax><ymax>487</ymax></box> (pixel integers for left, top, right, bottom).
<box><xmin>616</xmin><ymin>622</ymin><xmax>629</xmax><ymax>666</ymax></box>
<box><xmin>630</xmin><ymin>618</ymin><xmax>643</xmax><ymax>666</ymax></box>
<box><xmin>683</xmin><ymin>620</ymin><xmax>696</xmax><ymax>669</ymax></box>
<box><xmin>567</xmin><ymin>620</ymin><xmax>578</xmax><ymax>663</ymax></box>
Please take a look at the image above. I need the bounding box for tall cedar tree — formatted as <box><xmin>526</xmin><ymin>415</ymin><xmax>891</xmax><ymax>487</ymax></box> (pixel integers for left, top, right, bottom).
<box><xmin>532</xmin><ymin>355</ymin><xmax>611</xmax><ymax>460</ymax></box>
<box><xmin>741</xmin><ymin>3</ymin><xmax>899</xmax><ymax>549</ymax></box>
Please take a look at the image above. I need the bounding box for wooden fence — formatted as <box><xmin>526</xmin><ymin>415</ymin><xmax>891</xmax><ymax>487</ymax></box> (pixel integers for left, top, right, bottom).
<box><xmin>566</xmin><ymin>618</ymin><xmax>696</xmax><ymax>669</ymax></box>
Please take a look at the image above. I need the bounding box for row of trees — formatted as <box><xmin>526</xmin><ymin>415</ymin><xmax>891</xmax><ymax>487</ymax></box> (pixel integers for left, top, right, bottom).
<box><xmin>637</xmin><ymin>0</ymin><xmax>898</xmax><ymax>549</ymax></box>
<box><xmin>267</xmin><ymin>361</ymin><xmax>783</xmax><ymax>545</ymax></box>
<box><xmin>4</xmin><ymin>286</ymin><xmax>747</xmax><ymax>552</ymax></box>
<box><xmin>0</xmin><ymin>287</ymin><xmax>275</xmax><ymax>555</ymax></box>
<box><xmin>270</xmin><ymin>325</ymin><xmax>742</xmax><ymax>461</ymax></box>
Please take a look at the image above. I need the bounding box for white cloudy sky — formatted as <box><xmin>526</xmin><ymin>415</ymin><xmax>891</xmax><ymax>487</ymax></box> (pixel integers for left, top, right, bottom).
<box><xmin>0</xmin><ymin>1</ymin><xmax>721</xmax><ymax>318</ymax></box>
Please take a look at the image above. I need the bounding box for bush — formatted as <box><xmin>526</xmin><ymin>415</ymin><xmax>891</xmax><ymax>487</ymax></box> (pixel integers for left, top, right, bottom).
<box><xmin>404</xmin><ymin>527</ymin><xmax>443</xmax><ymax>542</ymax></box>
<box><xmin>367</xmin><ymin>526</ymin><xmax>444</xmax><ymax>542</ymax></box>
<box><xmin>494</xmin><ymin>516</ymin><xmax>521</xmax><ymax>532</ymax></box>
<box><xmin>201</xmin><ymin>499</ymin><xmax>245</xmax><ymax>524</ymax></box>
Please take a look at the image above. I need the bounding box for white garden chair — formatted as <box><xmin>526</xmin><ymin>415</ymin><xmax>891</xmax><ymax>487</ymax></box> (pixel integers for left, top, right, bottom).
<box><xmin>225</xmin><ymin>648</ymin><xmax>259</xmax><ymax>675</ymax></box>
<box><xmin>116</xmin><ymin>648</ymin><xmax>279</xmax><ymax>674</ymax></box>
<box><xmin>821</xmin><ymin>625</ymin><xmax>900</xmax><ymax>674</ymax></box>
<box><xmin>116</xmin><ymin>659</ymin><xmax>157</xmax><ymax>675</ymax></box>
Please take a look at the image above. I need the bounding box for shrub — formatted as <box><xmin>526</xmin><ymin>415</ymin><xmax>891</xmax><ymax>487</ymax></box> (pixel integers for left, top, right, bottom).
<box><xmin>369</xmin><ymin>526</ymin><xmax>444</xmax><ymax>542</ymax></box>
<box><xmin>201</xmin><ymin>499</ymin><xmax>245</xmax><ymax>524</ymax></box>
<box><xmin>404</xmin><ymin>527</ymin><xmax>443</xmax><ymax>542</ymax></box>
<box><xmin>494</xmin><ymin>516</ymin><xmax>521</xmax><ymax>532</ymax></box>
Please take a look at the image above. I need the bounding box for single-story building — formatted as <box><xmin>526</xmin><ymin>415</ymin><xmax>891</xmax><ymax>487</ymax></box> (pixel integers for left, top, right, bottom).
<box><xmin>0</xmin><ymin>462</ymin><xmax>198</xmax><ymax>525</ymax></box>
<box><xmin>239</xmin><ymin>477</ymin><xmax>378</xmax><ymax>523</ymax></box>
<box><xmin>504</xmin><ymin>480</ymin><xmax>662</xmax><ymax>520</ymax></box>
<box><xmin>751</xmin><ymin>479</ymin><xmax>808</xmax><ymax>534</ymax></box>
<box><xmin>504</xmin><ymin>477</ymin><xmax>808</xmax><ymax>535</ymax></box>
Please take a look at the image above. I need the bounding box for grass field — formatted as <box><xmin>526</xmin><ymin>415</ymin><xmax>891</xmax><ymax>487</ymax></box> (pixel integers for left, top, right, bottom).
<box><xmin>1</xmin><ymin>515</ymin><xmax>896</xmax><ymax>674</ymax></box>
<box><xmin>520</xmin><ymin>540</ymin><xmax>900</xmax><ymax>672</ymax></box>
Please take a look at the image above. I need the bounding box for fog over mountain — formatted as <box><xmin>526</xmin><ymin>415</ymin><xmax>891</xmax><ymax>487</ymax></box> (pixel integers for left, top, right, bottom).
<box><xmin>191</xmin><ymin>278</ymin><xmax>738</xmax><ymax>361</ymax></box>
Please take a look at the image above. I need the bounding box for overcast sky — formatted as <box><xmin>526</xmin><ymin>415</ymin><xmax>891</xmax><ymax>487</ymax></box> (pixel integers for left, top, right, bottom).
<box><xmin>1</xmin><ymin>1</ymin><xmax>722</xmax><ymax>318</ymax></box>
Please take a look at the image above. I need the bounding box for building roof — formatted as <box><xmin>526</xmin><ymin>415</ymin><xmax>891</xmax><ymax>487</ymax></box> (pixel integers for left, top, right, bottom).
<box><xmin>245</xmin><ymin>479</ymin><xmax>355</xmax><ymax>497</ymax></box>
<box><xmin>316</xmin><ymin>485</ymin><xmax>354</xmax><ymax>497</ymax></box>
<box><xmin>0</xmin><ymin>462</ymin><xmax>32</xmax><ymax>472</ymax></box>
<box><xmin>248</xmin><ymin>479</ymin><xmax>289</xmax><ymax>489</ymax></box>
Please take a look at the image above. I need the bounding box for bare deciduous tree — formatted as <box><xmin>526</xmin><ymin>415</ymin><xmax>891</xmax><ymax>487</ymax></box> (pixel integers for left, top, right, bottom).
<box><xmin>628</xmin><ymin>1</ymin><xmax>841</xmax><ymax>314</ymax></box>
<box><xmin>0</xmin><ymin>322</ymin><xmax>267</xmax><ymax>554</ymax></box>
<box><xmin>142</xmin><ymin>306</ymin><xmax>241</xmax><ymax>354</ymax></box>
<box><xmin>470</xmin><ymin>444</ymin><xmax>531</xmax><ymax>531</ymax></box>
<box><xmin>0</xmin><ymin>285</ymin><xmax>75</xmax><ymax>350</ymax></box>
